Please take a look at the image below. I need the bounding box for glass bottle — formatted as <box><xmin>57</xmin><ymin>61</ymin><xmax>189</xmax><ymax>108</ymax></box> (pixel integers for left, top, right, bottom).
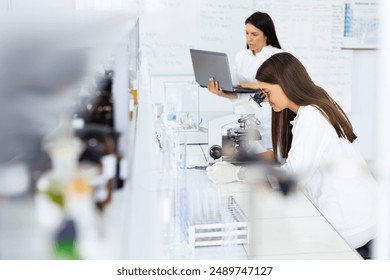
<box><xmin>75</xmin><ymin>124</ymin><xmax>118</xmax><ymax>211</ymax></box>
<box><xmin>89</xmin><ymin>73</ymin><xmax>114</xmax><ymax>128</ymax></box>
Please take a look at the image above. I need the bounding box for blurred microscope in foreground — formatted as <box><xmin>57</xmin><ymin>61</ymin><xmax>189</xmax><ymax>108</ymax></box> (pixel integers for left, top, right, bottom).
<box><xmin>0</xmin><ymin>11</ymin><xmax>137</xmax><ymax>259</ymax></box>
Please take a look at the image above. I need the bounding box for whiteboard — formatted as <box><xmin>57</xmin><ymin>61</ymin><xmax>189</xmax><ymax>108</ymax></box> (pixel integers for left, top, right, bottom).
<box><xmin>139</xmin><ymin>0</ymin><xmax>253</xmax><ymax>75</ymax></box>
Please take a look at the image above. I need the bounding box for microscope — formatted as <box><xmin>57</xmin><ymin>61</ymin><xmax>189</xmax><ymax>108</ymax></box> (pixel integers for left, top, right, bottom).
<box><xmin>208</xmin><ymin>91</ymin><xmax>266</xmax><ymax>163</ymax></box>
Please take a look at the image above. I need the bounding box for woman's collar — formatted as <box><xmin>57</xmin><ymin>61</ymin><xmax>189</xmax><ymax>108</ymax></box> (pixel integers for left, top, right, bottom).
<box><xmin>290</xmin><ymin>106</ymin><xmax>304</xmax><ymax>125</ymax></box>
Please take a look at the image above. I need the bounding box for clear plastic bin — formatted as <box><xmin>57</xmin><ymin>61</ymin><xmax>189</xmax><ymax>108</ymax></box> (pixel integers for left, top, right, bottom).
<box><xmin>164</xmin><ymin>81</ymin><xmax>207</xmax><ymax>144</ymax></box>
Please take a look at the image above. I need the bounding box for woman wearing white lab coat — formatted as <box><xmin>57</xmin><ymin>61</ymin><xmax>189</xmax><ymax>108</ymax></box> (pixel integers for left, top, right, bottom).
<box><xmin>208</xmin><ymin>12</ymin><xmax>283</xmax><ymax>149</ymax></box>
<box><xmin>207</xmin><ymin>52</ymin><xmax>378</xmax><ymax>251</ymax></box>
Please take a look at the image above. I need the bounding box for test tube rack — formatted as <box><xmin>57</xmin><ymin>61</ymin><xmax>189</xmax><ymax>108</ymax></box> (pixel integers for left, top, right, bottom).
<box><xmin>187</xmin><ymin>195</ymin><xmax>248</xmax><ymax>248</ymax></box>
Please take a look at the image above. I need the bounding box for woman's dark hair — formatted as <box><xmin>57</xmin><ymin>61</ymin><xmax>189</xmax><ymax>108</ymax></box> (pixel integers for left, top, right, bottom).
<box><xmin>255</xmin><ymin>52</ymin><xmax>357</xmax><ymax>161</ymax></box>
<box><xmin>245</xmin><ymin>12</ymin><xmax>282</xmax><ymax>49</ymax></box>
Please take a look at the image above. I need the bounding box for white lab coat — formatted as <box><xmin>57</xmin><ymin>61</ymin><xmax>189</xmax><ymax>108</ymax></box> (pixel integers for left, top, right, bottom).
<box><xmin>232</xmin><ymin>46</ymin><xmax>283</xmax><ymax>149</ymax></box>
<box><xmin>280</xmin><ymin>105</ymin><xmax>378</xmax><ymax>248</ymax></box>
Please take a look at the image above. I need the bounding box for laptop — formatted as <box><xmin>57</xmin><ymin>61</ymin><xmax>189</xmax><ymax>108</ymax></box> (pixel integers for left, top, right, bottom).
<box><xmin>190</xmin><ymin>48</ymin><xmax>256</xmax><ymax>94</ymax></box>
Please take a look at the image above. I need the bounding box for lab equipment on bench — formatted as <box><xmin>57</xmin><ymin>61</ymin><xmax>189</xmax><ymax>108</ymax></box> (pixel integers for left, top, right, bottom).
<box><xmin>209</xmin><ymin>114</ymin><xmax>261</xmax><ymax>162</ymax></box>
<box><xmin>208</xmin><ymin>91</ymin><xmax>266</xmax><ymax>163</ymax></box>
<box><xmin>188</xmin><ymin>195</ymin><xmax>248</xmax><ymax>248</ymax></box>
<box><xmin>163</xmin><ymin>81</ymin><xmax>207</xmax><ymax>144</ymax></box>
<box><xmin>185</xmin><ymin>170</ymin><xmax>248</xmax><ymax>249</ymax></box>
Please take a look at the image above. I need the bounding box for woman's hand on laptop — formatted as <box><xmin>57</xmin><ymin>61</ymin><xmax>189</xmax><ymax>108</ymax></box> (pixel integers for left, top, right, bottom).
<box><xmin>208</xmin><ymin>77</ymin><xmax>237</xmax><ymax>100</ymax></box>
<box><xmin>208</xmin><ymin>77</ymin><xmax>222</xmax><ymax>94</ymax></box>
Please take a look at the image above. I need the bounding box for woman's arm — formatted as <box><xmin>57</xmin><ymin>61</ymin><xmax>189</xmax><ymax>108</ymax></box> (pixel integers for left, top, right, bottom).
<box><xmin>236</xmin><ymin>81</ymin><xmax>261</xmax><ymax>90</ymax></box>
<box><xmin>257</xmin><ymin>150</ymin><xmax>275</xmax><ymax>162</ymax></box>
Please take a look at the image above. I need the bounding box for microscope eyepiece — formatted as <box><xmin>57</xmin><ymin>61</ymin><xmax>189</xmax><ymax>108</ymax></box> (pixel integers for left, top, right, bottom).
<box><xmin>251</xmin><ymin>91</ymin><xmax>266</xmax><ymax>107</ymax></box>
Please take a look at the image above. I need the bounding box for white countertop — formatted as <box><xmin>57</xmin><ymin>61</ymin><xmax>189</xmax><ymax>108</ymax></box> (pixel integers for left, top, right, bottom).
<box><xmin>0</xmin><ymin>108</ymin><xmax>361</xmax><ymax>260</ymax></box>
<box><xmin>183</xmin><ymin>144</ymin><xmax>361</xmax><ymax>260</ymax></box>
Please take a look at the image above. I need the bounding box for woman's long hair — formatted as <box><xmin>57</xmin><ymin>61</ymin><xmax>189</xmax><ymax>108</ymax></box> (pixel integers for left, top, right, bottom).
<box><xmin>255</xmin><ymin>52</ymin><xmax>357</xmax><ymax>161</ymax></box>
<box><xmin>245</xmin><ymin>12</ymin><xmax>282</xmax><ymax>49</ymax></box>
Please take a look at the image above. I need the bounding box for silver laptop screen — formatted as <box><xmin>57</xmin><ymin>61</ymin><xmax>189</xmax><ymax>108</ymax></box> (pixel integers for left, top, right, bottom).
<box><xmin>190</xmin><ymin>48</ymin><xmax>234</xmax><ymax>92</ymax></box>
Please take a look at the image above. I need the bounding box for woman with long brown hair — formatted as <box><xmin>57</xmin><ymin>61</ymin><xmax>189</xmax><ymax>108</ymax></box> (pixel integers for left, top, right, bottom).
<box><xmin>207</xmin><ymin>52</ymin><xmax>378</xmax><ymax>255</ymax></box>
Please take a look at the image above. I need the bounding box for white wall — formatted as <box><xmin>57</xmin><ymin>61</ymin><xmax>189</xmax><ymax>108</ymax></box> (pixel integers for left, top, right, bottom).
<box><xmin>10</xmin><ymin>0</ymin><xmax>74</xmax><ymax>10</ymax></box>
<box><xmin>374</xmin><ymin>0</ymin><xmax>390</xmax><ymax>259</ymax></box>
<box><xmin>348</xmin><ymin>50</ymin><xmax>378</xmax><ymax>160</ymax></box>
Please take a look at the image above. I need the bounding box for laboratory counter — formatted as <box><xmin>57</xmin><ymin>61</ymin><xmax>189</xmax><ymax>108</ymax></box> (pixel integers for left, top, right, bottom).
<box><xmin>183</xmin><ymin>144</ymin><xmax>362</xmax><ymax>260</ymax></box>
<box><xmin>122</xmin><ymin>99</ymin><xmax>362</xmax><ymax>260</ymax></box>
<box><xmin>0</xmin><ymin>103</ymin><xmax>362</xmax><ymax>260</ymax></box>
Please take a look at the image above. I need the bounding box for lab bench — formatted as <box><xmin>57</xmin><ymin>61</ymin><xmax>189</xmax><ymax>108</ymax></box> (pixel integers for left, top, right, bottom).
<box><xmin>121</xmin><ymin>98</ymin><xmax>361</xmax><ymax>259</ymax></box>
<box><xmin>184</xmin><ymin>145</ymin><xmax>362</xmax><ymax>259</ymax></box>
<box><xmin>0</xmin><ymin>102</ymin><xmax>362</xmax><ymax>260</ymax></box>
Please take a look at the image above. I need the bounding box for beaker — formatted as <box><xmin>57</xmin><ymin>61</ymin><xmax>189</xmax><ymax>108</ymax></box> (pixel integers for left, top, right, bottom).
<box><xmin>163</xmin><ymin>81</ymin><xmax>200</xmax><ymax>130</ymax></box>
